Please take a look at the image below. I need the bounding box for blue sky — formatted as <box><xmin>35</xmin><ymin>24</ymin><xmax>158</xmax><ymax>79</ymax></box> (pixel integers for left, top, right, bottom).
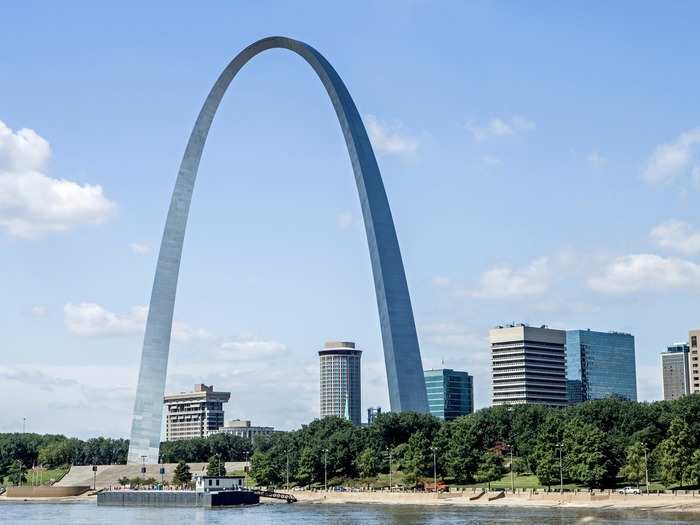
<box><xmin>2</xmin><ymin>1</ymin><xmax>700</xmax><ymax>437</ymax></box>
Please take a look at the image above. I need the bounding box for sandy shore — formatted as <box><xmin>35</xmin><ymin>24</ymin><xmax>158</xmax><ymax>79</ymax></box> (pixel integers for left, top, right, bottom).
<box><xmin>3</xmin><ymin>490</ymin><xmax>700</xmax><ymax>513</ymax></box>
<box><xmin>292</xmin><ymin>490</ymin><xmax>700</xmax><ymax>513</ymax></box>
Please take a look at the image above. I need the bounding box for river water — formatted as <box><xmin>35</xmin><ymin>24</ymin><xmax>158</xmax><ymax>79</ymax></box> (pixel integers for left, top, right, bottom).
<box><xmin>0</xmin><ymin>501</ymin><xmax>695</xmax><ymax>524</ymax></box>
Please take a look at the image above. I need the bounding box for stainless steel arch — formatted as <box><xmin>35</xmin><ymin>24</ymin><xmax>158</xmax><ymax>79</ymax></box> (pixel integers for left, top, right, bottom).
<box><xmin>127</xmin><ymin>36</ymin><xmax>428</xmax><ymax>464</ymax></box>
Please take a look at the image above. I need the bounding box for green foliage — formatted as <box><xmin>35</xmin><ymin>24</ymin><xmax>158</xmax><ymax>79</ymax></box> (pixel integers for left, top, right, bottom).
<box><xmin>206</xmin><ymin>454</ymin><xmax>226</xmax><ymax>476</ymax></box>
<box><xmin>619</xmin><ymin>442</ymin><xmax>646</xmax><ymax>487</ymax></box>
<box><xmin>7</xmin><ymin>460</ymin><xmax>27</xmax><ymax>485</ymax></box>
<box><xmin>474</xmin><ymin>451</ymin><xmax>505</xmax><ymax>488</ymax></box>
<box><xmin>38</xmin><ymin>440</ymin><xmax>75</xmax><ymax>469</ymax></box>
<box><xmin>403</xmin><ymin>431</ymin><xmax>433</xmax><ymax>478</ymax></box>
<box><xmin>442</xmin><ymin>418</ymin><xmax>480</xmax><ymax>483</ymax></box>
<box><xmin>172</xmin><ymin>460</ymin><xmax>192</xmax><ymax>486</ymax></box>
<box><xmin>356</xmin><ymin>447</ymin><xmax>382</xmax><ymax>478</ymax></box>
<box><xmin>656</xmin><ymin>418</ymin><xmax>693</xmax><ymax>486</ymax></box>
<box><xmin>562</xmin><ymin>417</ymin><xmax>614</xmax><ymax>488</ymax></box>
<box><xmin>688</xmin><ymin>449</ymin><xmax>700</xmax><ymax>486</ymax></box>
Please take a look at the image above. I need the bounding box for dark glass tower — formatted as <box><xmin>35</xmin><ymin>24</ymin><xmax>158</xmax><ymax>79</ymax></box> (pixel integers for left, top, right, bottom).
<box><xmin>424</xmin><ymin>369</ymin><xmax>473</xmax><ymax>420</ymax></box>
<box><xmin>566</xmin><ymin>330</ymin><xmax>637</xmax><ymax>403</ymax></box>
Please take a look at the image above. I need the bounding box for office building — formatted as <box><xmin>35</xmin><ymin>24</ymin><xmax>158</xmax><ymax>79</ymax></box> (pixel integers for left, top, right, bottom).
<box><xmin>661</xmin><ymin>343</ymin><xmax>691</xmax><ymax>400</ymax></box>
<box><xmin>367</xmin><ymin>407</ymin><xmax>382</xmax><ymax>425</ymax></box>
<box><xmin>319</xmin><ymin>341</ymin><xmax>362</xmax><ymax>426</ymax></box>
<box><xmin>164</xmin><ymin>384</ymin><xmax>230</xmax><ymax>441</ymax></box>
<box><xmin>566</xmin><ymin>330</ymin><xmax>637</xmax><ymax>403</ymax></box>
<box><xmin>689</xmin><ymin>330</ymin><xmax>700</xmax><ymax>393</ymax></box>
<box><xmin>424</xmin><ymin>368</ymin><xmax>474</xmax><ymax>420</ymax></box>
<box><xmin>490</xmin><ymin>324</ymin><xmax>567</xmax><ymax>407</ymax></box>
<box><xmin>211</xmin><ymin>419</ymin><xmax>275</xmax><ymax>442</ymax></box>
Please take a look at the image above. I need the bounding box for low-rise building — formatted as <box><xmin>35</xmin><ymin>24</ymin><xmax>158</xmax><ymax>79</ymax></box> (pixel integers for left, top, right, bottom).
<box><xmin>195</xmin><ymin>475</ymin><xmax>245</xmax><ymax>493</ymax></box>
<box><xmin>211</xmin><ymin>420</ymin><xmax>274</xmax><ymax>442</ymax></box>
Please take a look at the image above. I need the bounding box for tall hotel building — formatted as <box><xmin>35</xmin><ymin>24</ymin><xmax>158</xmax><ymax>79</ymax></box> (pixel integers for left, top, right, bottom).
<box><xmin>490</xmin><ymin>324</ymin><xmax>567</xmax><ymax>406</ymax></box>
<box><xmin>566</xmin><ymin>330</ymin><xmax>637</xmax><ymax>403</ymax></box>
<box><xmin>319</xmin><ymin>341</ymin><xmax>362</xmax><ymax>426</ymax></box>
<box><xmin>690</xmin><ymin>329</ymin><xmax>700</xmax><ymax>393</ymax></box>
<box><xmin>661</xmin><ymin>343</ymin><xmax>691</xmax><ymax>401</ymax></box>
<box><xmin>163</xmin><ymin>384</ymin><xmax>230</xmax><ymax>441</ymax></box>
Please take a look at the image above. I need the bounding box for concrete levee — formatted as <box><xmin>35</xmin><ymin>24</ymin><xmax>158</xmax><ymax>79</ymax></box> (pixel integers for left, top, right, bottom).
<box><xmin>56</xmin><ymin>462</ymin><xmax>248</xmax><ymax>489</ymax></box>
<box><xmin>5</xmin><ymin>486</ymin><xmax>90</xmax><ymax>497</ymax></box>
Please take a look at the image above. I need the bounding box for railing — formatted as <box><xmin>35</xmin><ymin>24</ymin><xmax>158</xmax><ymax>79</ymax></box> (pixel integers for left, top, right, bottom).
<box><xmin>250</xmin><ymin>488</ymin><xmax>297</xmax><ymax>503</ymax></box>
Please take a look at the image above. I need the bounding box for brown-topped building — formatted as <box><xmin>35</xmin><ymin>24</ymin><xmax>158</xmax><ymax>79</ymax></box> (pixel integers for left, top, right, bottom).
<box><xmin>164</xmin><ymin>384</ymin><xmax>230</xmax><ymax>441</ymax></box>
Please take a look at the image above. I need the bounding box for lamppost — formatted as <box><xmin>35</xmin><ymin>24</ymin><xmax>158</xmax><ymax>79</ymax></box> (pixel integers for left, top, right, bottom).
<box><xmin>244</xmin><ymin>451</ymin><xmax>249</xmax><ymax>486</ymax></box>
<box><xmin>641</xmin><ymin>442</ymin><xmax>650</xmax><ymax>494</ymax></box>
<box><xmin>386</xmin><ymin>447</ymin><xmax>393</xmax><ymax>490</ymax></box>
<box><xmin>430</xmin><ymin>446</ymin><xmax>437</xmax><ymax>492</ymax></box>
<box><xmin>285</xmin><ymin>449</ymin><xmax>290</xmax><ymax>490</ymax></box>
<box><xmin>323</xmin><ymin>448</ymin><xmax>330</xmax><ymax>491</ymax></box>
<box><xmin>509</xmin><ymin>444</ymin><xmax>515</xmax><ymax>493</ymax></box>
<box><xmin>555</xmin><ymin>444</ymin><xmax>563</xmax><ymax>495</ymax></box>
<box><xmin>92</xmin><ymin>464</ymin><xmax>97</xmax><ymax>491</ymax></box>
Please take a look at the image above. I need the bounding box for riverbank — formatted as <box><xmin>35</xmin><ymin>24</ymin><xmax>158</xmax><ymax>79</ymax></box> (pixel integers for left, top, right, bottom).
<box><xmin>292</xmin><ymin>490</ymin><xmax>700</xmax><ymax>513</ymax></box>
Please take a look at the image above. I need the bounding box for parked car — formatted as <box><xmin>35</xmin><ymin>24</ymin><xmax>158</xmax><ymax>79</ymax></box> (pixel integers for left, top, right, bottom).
<box><xmin>617</xmin><ymin>486</ymin><xmax>641</xmax><ymax>495</ymax></box>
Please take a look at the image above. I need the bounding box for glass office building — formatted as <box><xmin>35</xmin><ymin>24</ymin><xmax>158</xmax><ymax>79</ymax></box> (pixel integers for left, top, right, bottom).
<box><xmin>566</xmin><ymin>330</ymin><xmax>637</xmax><ymax>403</ymax></box>
<box><xmin>424</xmin><ymin>369</ymin><xmax>473</xmax><ymax>420</ymax></box>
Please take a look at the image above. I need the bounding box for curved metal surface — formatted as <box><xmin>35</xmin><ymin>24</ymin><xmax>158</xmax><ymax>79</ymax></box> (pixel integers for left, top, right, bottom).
<box><xmin>127</xmin><ymin>36</ymin><xmax>427</xmax><ymax>464</ymax></box>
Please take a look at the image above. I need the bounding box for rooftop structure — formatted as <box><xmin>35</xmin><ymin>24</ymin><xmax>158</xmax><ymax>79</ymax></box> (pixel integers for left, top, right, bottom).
<box><xmin>164</xmin><ymin>384</ymin><xmax>230</xmax><ymax>441</ymax></box>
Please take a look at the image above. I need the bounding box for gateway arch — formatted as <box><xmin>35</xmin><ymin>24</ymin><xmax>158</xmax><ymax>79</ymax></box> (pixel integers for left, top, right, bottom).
<box><xmin>128</xmin><ymin>36</ymin><xmax>428</xmax><ymax>464</ymax></box>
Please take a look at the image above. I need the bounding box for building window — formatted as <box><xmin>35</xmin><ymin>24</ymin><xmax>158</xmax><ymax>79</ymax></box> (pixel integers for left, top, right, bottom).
<box><xmin>693</xmin><ymin>336</ymin><xmax>697</xmax><ymax>348</ymax></box>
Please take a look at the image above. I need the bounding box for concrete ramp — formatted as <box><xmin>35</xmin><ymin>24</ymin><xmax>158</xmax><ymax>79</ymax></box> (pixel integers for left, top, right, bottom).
<box><xmin>56</xmin><ymin>462</ymin><xmax>248</xmax><ymax>489</ymax></box>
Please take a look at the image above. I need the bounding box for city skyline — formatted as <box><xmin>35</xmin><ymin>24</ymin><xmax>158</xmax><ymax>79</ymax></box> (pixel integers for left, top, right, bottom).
<box><xmin>3</xmin><ymin>2</ymin><xmax>700</xmax><ymax>438</ymax></box>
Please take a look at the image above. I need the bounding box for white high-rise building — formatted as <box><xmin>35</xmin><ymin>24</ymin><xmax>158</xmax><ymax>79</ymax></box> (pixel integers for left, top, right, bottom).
<box><xmin>319</xmin><ymin>341</ymin><xmax>362</xmax><ymax>426</ymax></box>
<box><xmin>490</xmin><ymin>324</ymin><xmax>567</xmax><ymax>407</ymax></box>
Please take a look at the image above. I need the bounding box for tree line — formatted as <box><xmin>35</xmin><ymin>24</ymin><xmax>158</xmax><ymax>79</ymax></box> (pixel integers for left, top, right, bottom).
<box><xmin>3</xmin><ymin>394</ymin><xmax>700</xmax><ymax>489</ymax></box>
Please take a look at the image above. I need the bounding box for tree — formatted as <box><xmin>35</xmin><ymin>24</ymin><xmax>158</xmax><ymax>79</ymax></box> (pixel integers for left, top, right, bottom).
<box><xmin>442</xmin><ymin>418</ymin><xmax>480</xmax><ymax>483</ymax></box>
<box><xmin>117</xmin><ymin>476</ymin><xmax>129</xmax><ymax>486</ymax></box>
<box><xmin>206</xmin><ymin>454</ymin><xmax>226</xmax><ymax>476</ymax></box>
<box><xmin>7</xmin><ymin>460</ymin><xmax>27</xmax><ymax>485</ymax></box>
<box><xmin>474</xmin><ymin>451</ymin><xmax>505</xmax><ymax>489</ymax></box>
<box><xmin>38</xmin><ymin>440</ymin><xmax>75</xmax><ymax>468</ymax></box>
<box><xmin>356</xmin><ymin>447</ymin><xmax>381</xmax><ymax>478</ymax></box>
<box><xmin>656</xmin><ymin>418</ymin><xmax>693</xmax><ymax>487</ymax></box>
<box><xmin>619</xmin><ymin>442</ymin><xmax>646</xmax><ymax>488</ymax></box>
<box><xmin>687</xmin><ymin>449</ymin><xmax>700</xmax><ymax>487</ymax></box>
<box><xmin>563</xmin><ymin>418</ymin><xmax>613</xmax><ymax>488</ymax></box>
<box><xmin>403</xmin><ymin>431</ymin><xmax>432</xmax><ymax>478</ymax></box>
<box><xmin>172</xmin><ymin>460</ymin><xmax>192</xmax><ymax>486</ymax></box>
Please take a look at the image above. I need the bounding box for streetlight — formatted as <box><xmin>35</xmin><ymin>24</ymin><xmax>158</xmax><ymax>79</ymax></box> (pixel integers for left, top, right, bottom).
<box><xmin>430</xmin><ymin>446</ymin><xmax>437</xmax><ymax>492</ymax></box>
<box><xmin>509</xmin><ymin>443</ymin><xmax>515</xmax><ymax>493</ymax></box>
<box><xmin>386</xmin><ymin>447</ymin><xmax>393</xmax><ymax>490</ymax></box>
<box><xmin>285</xmin><ymin>449</ymin><xmax>290</xmax><ymax>490</ymax></box>
<box><xmin>244</xmin><ymin>451</ymin><xmax>249</xmax><ymax>487</ymax></box>
<box><xmin>641</xmin><ymin>442</ymin><xmax>650</xmax><ymax>494</ymax></box>
<box><xmin>92</xmin><ymin>464</ymin><xmax>97</xmax><ymax>491</ymax></box>
<box><xmin>323</xmin><ymin>448</ymin><xmax>329</xmax><ymax>491</ymax></box>
<box><xmin>555</xmin><ymin>444</ymin><xmax>563</xmax><ymax>495</ymax></box>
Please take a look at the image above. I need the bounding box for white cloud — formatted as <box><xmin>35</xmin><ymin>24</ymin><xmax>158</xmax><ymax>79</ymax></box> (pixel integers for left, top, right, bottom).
<box><xmin>129</xmin><ymin>242</ymin><xmax>151</xmax><ymax>255</ymax></box>
<box><xmin>586</xmin><ymin>150</ymin><xmax>608</xmax><ymax>168</ymax></box>
<box><xmin>63</xmin><ymin>303</ymin><xmax>210</xmax><ymax>343</ymax></box>
<box><xmin>588</xmin><ymin>254</ymin><xmax>700</xmax><ymax>293</ymax></box>
<box><xmin>63</xmin><ymin>303</ymin><xmax>146</xmax><ymax>337</ymax></box>
<box><xmin>642</xmin><ymin>128</ymin><xmax>700</xmax><ymax>185</ymax></box>
<box><xmin>650</xmin><ymin>220</ymin><xmax>700</xmax><ymax>255</ymax></box>
<box><xmin>337</xmin><ymin>212</ymin><xmax>353</xmax><ymax>230</ymax></box>
<box><xmin>467</xmin><ymin>115</ymin><xmax>535</xmax><ymax>142</ymax></box>
<box><xmin>472</xmin><ymin>257</ymin><xmax>551</xmax><ymax>298</ymax></box>
<box><xmin>364</xmin><ymin>114</ymin><xmax>419</xmax><ymax>155</ymax></box>
<box><xmin>31</xmin><ymin>305</ymin><xmax>48</xmax><ymax>317</ymax></box>
<box><xmin>0</xmin><ymin>120</ymin><xmax>115</xmax><ymax>238</ymax></box>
